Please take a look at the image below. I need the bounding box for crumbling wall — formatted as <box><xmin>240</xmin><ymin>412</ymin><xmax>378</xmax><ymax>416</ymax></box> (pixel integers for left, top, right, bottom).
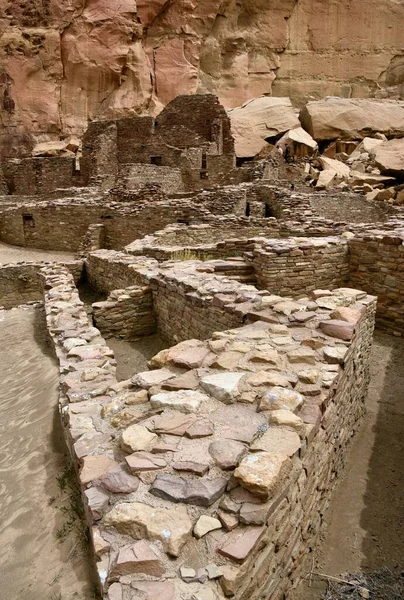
<box><xmin>254</xmin><ymin>237</ymin><xmax>350</xmax><ymax>296</ymax></box>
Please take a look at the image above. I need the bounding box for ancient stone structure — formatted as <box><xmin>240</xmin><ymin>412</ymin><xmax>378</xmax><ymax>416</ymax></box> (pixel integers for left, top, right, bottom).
<box><xmin>1</xmin><ymin>90</ymin><xmax>404</xmax><ymax>600</ymax></box>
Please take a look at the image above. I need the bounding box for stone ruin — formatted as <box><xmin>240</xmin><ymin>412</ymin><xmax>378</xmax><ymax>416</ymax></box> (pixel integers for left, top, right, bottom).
<box><xmin>1</xmin><ymin>93</ymin><xmax>404</xmax><ymax>600</ymax></box>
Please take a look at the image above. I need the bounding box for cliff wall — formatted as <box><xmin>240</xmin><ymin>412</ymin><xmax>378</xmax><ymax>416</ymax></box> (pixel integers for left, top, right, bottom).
<box><xmin>1</xmin><ymin>0</ymin><xmax>403</xmax><ymax>154</ymax></box>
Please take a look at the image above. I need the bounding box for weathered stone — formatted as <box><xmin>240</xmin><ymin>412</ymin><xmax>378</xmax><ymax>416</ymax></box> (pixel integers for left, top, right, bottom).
<box><xmin>104</xmin><ymin>502</ymin><xmax>192</xmax><ymax>557</ymax></box>
<box><xmin>150</xmin><ymin>390</ymin><xmax>208</xmax><ymax>413</ymax></box>
<box><xmin>80</xmin><ymin>455</ymin><xmax>117</xmax><ymax>485</ymax></box>
<box><xmin>120</xmin><ymin>424</ymin><xmax>158</xmax><ymax>453</ymax></box>
<box><xmin>209</xmin><ymin>440</ymin><xmax>247</xmax><ymax>470</ymax></box>
<box><xmin>153</xmin><ymin>411</ymin><xmax>196</xmax><ymax>436</ymax></box>
<box><xmin>323</xmin><ymin>346</ymin><xmax>348</xmax><ymax>364</ymax></box>
<box><xmin>84</xmin><ymin>487</ymin><xmax>109</xmax><ymax>520</ymax></box>
<box><xmin>131</xmin><ymin>368</ymin><xmax>178</xmax><ymax>389</ymax></box>
<box><xmin>150</xmin><ymin>473</ymin><xmax>228</xmax><ymax>507</ymax></box>
<box><xmin>172</xmin><ymin>346</ymin><xmax>212</xmax><ymax>368</ymax></box>
<box><xmin>319</xmin><ymin>319</ymin><xmax>355</xmax><ymax>341</ymax></box>
<box><xmin>173</xmin><ymin>461</ymin><xmax>209</xmax><ymax>476</ymax></box>
<box><xmin>298</xmin><ymin>369</ymin><xmax>320</xmax><ymax>384</ymax></box>
<box><xmin>201</xmin><ymin>372</ymin><xmax>246</xmax><ymax>404</ymax></box>
<box><xmin>287</xmin><ymin>347</ymin><xmax>317</xmax><ymax>364</ymax></box>
<box><xmin>239</xmin><ymin>502</ymin><xmax>270</xmax><ymax>525</ymax></box>
<box><xmin>125</xmin><ymin>451</ymin><xmax>167</xmax><ymax>472</ymax></box>
<box><xmin>250</xmin><ymin>427</ymin><xmax>301</xmax><ymax>456</ymax></box>
<box><xmin>92</xmin><ymin>528</ymin><xmax>110</xmax><ymax>559</ymax></box>
<box><xmin>131</xmin><ymin>581</ymin><xmax>175</xmax><ymax>600</ymax></box>
<box><xmin>163</xmin><ymin>370</ymin><xmax>199</xmax><ymax>390</ymax></box>
<box><xmin>218</xmin><ymin>526</ymin><xmax>265</xmax><ymax>563</ymax></box>
<box><xmin>107</xmin><ymin>583</ymin><xmax>123</xmax><ymax>600</ymax></box>
<box><xmin>258</xmin><ymin>387</ymin><xmax>304</xmax><ymax>412</ymax></box>
<box><xmin>246</xmin><ymin>371</ymin><xmax>290</xmax><ymax>388</ymax></box>
<box><xmin>234</xmin><ymin>452</ymin><xmax>291</xmax><ymax>499</ymax></box>
<box><xmin>109</xmin><ymin>540</ymin><xmax>165</xmax><ymax>577</ymax></box>
<box><xmin>185</xmin><ymin>420</ymin><xmax>215</xmax><ymax>438</ymax></box>
<box><xmin>268</xmin><ymin>409</ymin><xmax>304</xmax><ymax>430</ymax></box>
<box><xmin>218</xmin><ymin>510</ymin><xmax>239</xmax><ymax>531</ymax></box>
<box><xmin>100</xmin><ymin>464</ymin><xmax>140</xmax><ymax>494</ymax></box>
<box><xmin>194</xmin><ymin>515</ymin><xmax>222</xmax><ymax>538</ymax></box>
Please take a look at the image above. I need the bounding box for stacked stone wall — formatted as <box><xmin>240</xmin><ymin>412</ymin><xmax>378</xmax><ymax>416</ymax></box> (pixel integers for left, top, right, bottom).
<box><xmin>0</xmin><ymin>260</ymin><xmax>82</xmax><ymax>308</ymax></box>
<box><xmin>254</xmin><ymin>237</ymin><xmax>350</xmax><ymax>296</ymax></box>
<box><xmin>2</xmin><ymin>156</ymin><xmax>83</xmax><ymax>195</ymax></box>
<box><xmin>38</xmin><ymin>262</ymin><xmax>376</xmax><ymax>600</ymax></box>
<box><xmin>85</xmin><ymin>250</ymin><xmax>158</xmax><ymax>294</ymax></box>
<box><xmin>348</xmin><ymin>232</ymin><xmax>404</xmax><ymax>335</ymax></box>
<box><xmin>92</xmin><ymin>286</ymin><xmax>156</xmax><ymax>340</ymax></box>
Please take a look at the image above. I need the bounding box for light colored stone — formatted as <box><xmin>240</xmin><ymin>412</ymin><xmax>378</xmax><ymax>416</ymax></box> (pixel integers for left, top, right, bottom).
<box><xmin>120</xmin><ymin>424</ymin><xmax>158</xmax><ymax>453</ymax></box>
<box><xmin>104</xmin><ymin>502</ymin><xmax>192</xmax><ymax>557</ymax></box>
<box><xmin>228</xmin><ymin>96</ymin><xmax>300</xmax><ymax>157</ymax></box>
<box><xmin>300</xmin><ymin>98</ymin><xmax>404</xmax><ymax>141</ymax></box>
<box><xmin>250</xmin><ymin>427</ymin><xmax>301</xmax><ymax>456</ymax></box>
<box><xmin>234</xmin><ymin>452</ymin><xmax>291</xmax><ymax>499</ymax></box>
<box><xmin>268</xmin><ymin>409</ymin><xmax>304</xmax><ymax>430</ymax></box>
<box><xmin>150</xmin><ymin>390</ymin><xmax>208</xmax><ymax>413</ymax></box>
<box><xmin>194</xmin><ymin>515</ymin><xmax>222</xmax><ymax>538</ymax></box>
<box><xmin>258</xmin><ymin>387</ymin><xmax>304</xmax><ymax>412</ymax></box>
<box><xmin>200</xmin><ymin>372</ymin><xmax>246</xmax><ymax>404</ymax></box>
<box><xmin>372</xmin><ymin>138</ymin><xmax>404</xmax><ymax>177</ymax></box>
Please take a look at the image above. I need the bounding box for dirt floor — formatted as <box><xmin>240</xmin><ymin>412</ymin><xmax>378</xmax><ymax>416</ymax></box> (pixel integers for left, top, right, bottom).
<box><xmin>0</xmin><ymin>307</ymin><xmax>98</xmax><ymax>600</ymax></box>
<box><xmin>292</xmin><ymin>331</ymin><xmax>404</xmax><ymax>599</ymax></box>
<box><xmin>107</xmin><ymin>334</ymin><xmax>167</xmax><ymax>380</ymax></box>
<box><xmin>0</xmin><ymin>241</ymin><xmax>75</xmax><ymax>264</ymax></box>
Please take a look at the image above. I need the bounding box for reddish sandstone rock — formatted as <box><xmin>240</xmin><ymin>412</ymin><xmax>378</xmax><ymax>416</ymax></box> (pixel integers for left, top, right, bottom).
<box><xmin>109</xmin><ymin>540</ymin><xmax>165</xmax><ymax>578</ymax></box>
<box><xmin>218</xmin><ymin>526</ymin><xmax>265</xmax><ymax>563</ymax></box>
<box><xmin>319</xmin><ymin>319</ymin><xmax>355</xmax><ymax>341</ymax></box>
<box><xmin>209</xmin><ymin>440</ymin><xmax>247</xmax><ymax>470</ymax></box>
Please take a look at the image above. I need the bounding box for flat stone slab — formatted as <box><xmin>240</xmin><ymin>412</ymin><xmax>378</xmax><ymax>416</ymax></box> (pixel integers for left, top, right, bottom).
<box><xmin>104</xmin><ymin>502</ymin><xmax>192</xmax><ymax>557</ymax></box>
<box><xmin>194</xmin><ymin>515</ymin><xmax>222</xmax><ymax>538</ymax></box>
<box><xmin>217</xmin><ymin>526</ymin><xmax>265</xmax><ymax>563</ymax></box>
<box><xmin>200</xmin><ymin>372</ymin><xmax>246</xmax><ymax>404</ymax></box>
<box><xmin>150</xmin><ymin>390</ymin><xmax>209</xmax><ymax>413</ymax></box>
<box><xmin>120</xmin><ymin>424</ymin><xmax>158</xmax><ymax>453</ymax></box>
<box><xmin>109</xmin><ymin>540</ymin><xmax>165</xmax><ymax>577</ymax></box>
<box><xmin>150</xmin><ymin>473</ymin><xmax>228</xmax><ymax>507</ymax></box>
<box><xmin>250</xmin><ymin>427</ymin><xmax>301</xmax><ymax>456</ymax></box>
<box><xmin>125</xmin><ymin>451</ymin><xmax>167</xmax><ymax>472</ymax></box>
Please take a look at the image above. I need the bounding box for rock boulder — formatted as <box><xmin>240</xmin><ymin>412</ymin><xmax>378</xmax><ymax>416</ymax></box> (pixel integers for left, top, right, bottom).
<box><xmin>300</xmin><ymin>98</ymin><xmax>404</xmax><ymax>141</ymax></box>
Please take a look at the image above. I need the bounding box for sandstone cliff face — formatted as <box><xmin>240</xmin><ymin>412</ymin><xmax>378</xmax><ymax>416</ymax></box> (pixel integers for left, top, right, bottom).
<box><xmin>0</xmin><ymin>0</ymin><xmax>403</xmax><ymax>154</ymax></box>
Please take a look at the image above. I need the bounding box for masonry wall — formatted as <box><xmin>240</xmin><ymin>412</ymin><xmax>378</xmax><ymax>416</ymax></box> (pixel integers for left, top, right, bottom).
<box><xmin>92</xmin><ymin>286</ymin><xmax>156</xmax><ymax>340</ymax></box>
<box><xmin>254</xmin><ymin>237</ymin><xmax>350</xmax><ymax>296</ymax></box>
<box><xmin>150</xmin><ymin>279</ymin><xmax>243</xmax><ymax>345</ymax></box>
<box><xmin>85</xmin><ymin>251</ymin><xmax>158</xmax><ymax>294</ymax></box>
<box><xmin>39</xmin><ymin>261</ymin><xmax>376</xmax><ymax>600</ymax></box>
<box><xmin>0</xmin><ymin>261</ymin><xmax>82</xmax><ymax>308</ymax></box>
<box><xmin>2</xmin><ymin>156</ymin><xmax>83</xmax><ymax>195</ymax></box>
<box><xmin>0</xmin><ymin>201</ymin><xmax>208</xmax><ymax>252</ymax></box>
<box><xmin>349</xmin><ymin>233</ymin><xmax>404</xmax><ymax>335</ymax></box>
<box><xmin>123</xmin><ymin>164</ymin><xmax>184</xmax><ymax>194</ymax></box>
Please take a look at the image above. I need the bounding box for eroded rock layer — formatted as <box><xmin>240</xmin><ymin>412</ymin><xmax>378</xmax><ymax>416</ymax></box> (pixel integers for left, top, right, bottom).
<box><xmin>1</xmin><ymin>0</ymin><xmax>404</xmax><ymax>151</ymax></box>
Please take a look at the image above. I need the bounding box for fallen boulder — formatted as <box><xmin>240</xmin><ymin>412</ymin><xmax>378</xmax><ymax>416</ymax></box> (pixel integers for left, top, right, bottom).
<box><xmin>300</xmin><ymin>98</ymin><xmax>404</xmax><ymax>141</ymax></box>
<box><xmin>371</xmin><ymin>138</ymin><xmax>404</xmax><ymax>178</ymax></box>
<box><xmin>277</xmin><ymin>127</ymin><xmax>317</xmax><ymax>157</ymax></box>
<box><xmin>228</xmin><ymin>96</ymin><xmax>300</xmax><ymax>157</ymax></box>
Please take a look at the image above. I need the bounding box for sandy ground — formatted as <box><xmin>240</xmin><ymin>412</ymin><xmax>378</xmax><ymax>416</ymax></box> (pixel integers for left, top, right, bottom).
<box><xmin>107</xmin><ymin>334</ymin><xmax>167</xmax><ymax>380</ymax></box>
<box><xmin>292</xmin><ymin>331</ymin><xmax>404</xmax><ymax>598</ymax></box>
<box><xmin>0</xmin><ymin>307</ymin><xmax>97</xmax><ymax>600</ymax></box>
<box><xmin>0</xmin><ymin>241</ymin><xmax>75</xmax><ymax>265</ymax></box>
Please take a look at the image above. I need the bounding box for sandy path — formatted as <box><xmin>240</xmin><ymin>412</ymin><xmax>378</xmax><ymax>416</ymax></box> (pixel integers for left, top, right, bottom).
<box><xmin>292</xmin><ymin>331</ymin><xmax>404</xmax><ymax>598</ymax></box>
<box><xmin>0</xmin><ymin>241</ymin><xmax>75</xmax><ymax>265</ymax></box>
<box><xmin>0</xmin><ymin>307</ymin><xmax>96</xmax><ymax>600</ymax></box>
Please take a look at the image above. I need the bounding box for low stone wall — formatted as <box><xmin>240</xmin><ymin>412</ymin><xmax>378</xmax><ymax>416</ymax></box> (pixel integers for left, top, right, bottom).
<box><xmin>92</xmin><ymin>286</ymin><xmax>156</xmax><ymax>340</ymax></box>
<box><xmin>349</xmin><ymin>231</ymin><xmax>404</xmax><ymax>335</ymax></box>
<box><xmin>39</xmin><ymin>263</ymin><xmax>376</xmax><ymax>600</ymax></box>
<box><xmin>85</xmin><ymin>250</ymin><xmax>158</xmax><ymax>294</ymax></box>
<box><xmin>123</xmin><ymin>164</ymin><xmax>185</xmax><ymax>194</ymax></box>
<box><xmin>0</xmin><ymin>260</ymin><xmax>82</xmax><ymax>308</ymax></box>
<box><xmin>254</xmin><ymin>237</ymin><xmax>350</xmax><ymax>297</ymax></box>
